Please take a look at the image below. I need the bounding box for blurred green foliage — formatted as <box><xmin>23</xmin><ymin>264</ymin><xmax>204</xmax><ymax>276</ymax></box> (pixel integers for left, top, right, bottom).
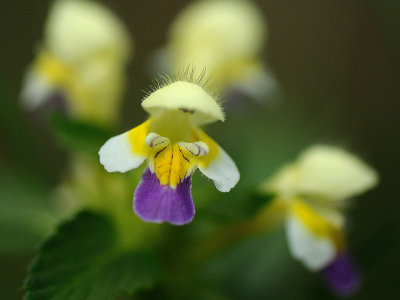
<box><xmin>25</xmin><ymin>211</ymin><xmax>157</xmax><ymax>300</ymax></box>
<box><xmin>0</xmin><ymin>172</ymin><xmax>60</xmax><ymax>254</ymax></box>
<box><xmin>48</xmin><ymin>112</ymin><xmax>115</xmax><ymax>158</ymax></box>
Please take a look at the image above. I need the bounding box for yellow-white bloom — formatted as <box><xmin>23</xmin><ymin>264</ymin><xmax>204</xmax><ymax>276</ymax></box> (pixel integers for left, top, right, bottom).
<box><xmin>260</xmin><ymin>145</ymin><xmax>378</xmax><ymax>271</ymax></box>
<box><xmin>99</xmin><ymin>74</ymin><xmax>239</xmax><ymax>225</ymax></box>
<box><xmin>160</xmin><ymin>0</ymin><xmax>276</xmax><ymax>99</ymax></box>
<box><xmin>21</xmin><ymin>0</ymin><xmax>132</xmax><ymax>126</ymax></box>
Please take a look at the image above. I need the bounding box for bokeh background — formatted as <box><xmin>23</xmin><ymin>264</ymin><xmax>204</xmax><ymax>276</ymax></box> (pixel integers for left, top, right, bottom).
<box><xmin>0</xmin><ymin>0</ymin><xmax>399</xmax><ymax>299</ymax></box>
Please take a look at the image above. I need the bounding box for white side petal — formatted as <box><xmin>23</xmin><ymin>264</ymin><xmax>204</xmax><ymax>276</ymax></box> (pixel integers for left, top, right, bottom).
<box><xmin>295</xmin><ymin>145</ymin><xmax>378</xmax><ymax>200</ymax></box>
<box><xmin>20</xmin><ymin>66</ymin><xmax>54</xmax><ymax>110</ymax></box>
<box><xmin>286</xmin><ymin>213</ymin><xmax>336</xmax><ymax>271</ymax></box>
<box><xmin>199</xmin><ymin>146</ymin><xmax>239</xmax><ymax>192</ymax></box>
<box><xmin>99</xmin><ymin>132</ymin><xmax>145</xmax><ymax>173</ymax></box>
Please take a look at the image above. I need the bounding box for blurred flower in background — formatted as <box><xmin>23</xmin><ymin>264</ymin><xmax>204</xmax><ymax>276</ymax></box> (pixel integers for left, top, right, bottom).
<box><xmin>20</xmin><ymin>0</ymin><xmax>132</xmax><ymax>127</ymax></box>
<box><xmin>260</xmin><ymin>145</ymin><xmax>378</xmax><ymax>295</ymax></box>
<box><xmin>8</xmin><ymin>0</ymin><xmax>137</xmax><ymax>253</ymax></box>
<box><xmin>153</xmin><ymin>0</ymin><xmax>278</xmax><ymax>105</ymax></box>
<box><xmin>100</xmin><ymin>72</ymin><xmax>240</xmax><ymax>225</ymax></box>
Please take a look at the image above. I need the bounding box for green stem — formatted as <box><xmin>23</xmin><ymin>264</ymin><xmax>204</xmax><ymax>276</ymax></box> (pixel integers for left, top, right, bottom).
<box><xmin>185</xmin><ymin>199</ymin><xmax>286</xmax><ymax>262</ymax></box>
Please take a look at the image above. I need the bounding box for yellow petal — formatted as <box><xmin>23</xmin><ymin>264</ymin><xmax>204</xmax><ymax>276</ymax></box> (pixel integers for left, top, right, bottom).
<box><xmin>34</xmin><ymin>51</ymin><xmax>72</xmax><ymax>86</ymax></box>
<box><xmin>99</xmin><ymin>120</ymin><xmax>151</xmax><ymax>173</ymax></box>
<box><xmin>290</xmin><ymin>199</ymin><xmax>345</xmax><ymax>250</ymax></box>
<box><xmin>128</xmin><ymin>120</ymin><xmax>153</xmax><ymax>157</ymax></box>
<box><xmin>195</xmin><ymin>129</ymin><xmax>240</xmax><ymax>192</ymax></box>
<box><xmin>146</xmin><ymin>132</ymin><xmax>208</xmax><ymax>188</ymax></box>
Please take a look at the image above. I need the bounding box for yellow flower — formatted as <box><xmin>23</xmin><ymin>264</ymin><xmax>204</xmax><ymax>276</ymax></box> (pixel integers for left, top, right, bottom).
<box><xmin>99</xmin><ymin>72</ymin><xmax>240</xmax><ymax>225</ymax></box>
<box><xmin>21</xmin><ymin>0</ymin><xmax>132</xmax><ymax>126</ymax></box>
<box><xmin>260</xmin><ymin>145</ymin><xmax>378</xmax><ymax>271</ymax></box>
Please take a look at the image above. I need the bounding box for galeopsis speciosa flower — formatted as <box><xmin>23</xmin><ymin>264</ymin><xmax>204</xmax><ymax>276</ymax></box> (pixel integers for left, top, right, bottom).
<box><xmin>21</xmin><ymin>0</ymin><xmax>132</xmax><ymax>126</ymax></box>
<box><xmin>260</xmin><ymin>145</ymin><xmax>378</xmax><ymax>294</ymax></box>
<box><xmin>99</xmin><ymin>74</ymin><xmax>240</xmax><ymax>225</ymax></box>
<box><xmin>158</xmin><ymin>0</ymin><xmax>276</xmax><ymax>101</ymax></box>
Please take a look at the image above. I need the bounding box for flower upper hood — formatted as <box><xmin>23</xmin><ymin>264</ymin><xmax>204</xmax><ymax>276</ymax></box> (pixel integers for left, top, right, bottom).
<box><xmin>264</xmin><ymin>145</ymin><xmax>378</xmax><ymax>201</ymax></box>
<box><xmin>142</xmin><ymin>81</ymin><xmax>224</xmax><ymax>125</ymax></box>
<box><xmin>45</xmin><ymin>0</ymin><xmax>132</xmax><ymax>64</ymax></box>
<box><xmin>166</xmin><ymin>0</ymin><xmax>267</xmax><ymax>88</ymax></box>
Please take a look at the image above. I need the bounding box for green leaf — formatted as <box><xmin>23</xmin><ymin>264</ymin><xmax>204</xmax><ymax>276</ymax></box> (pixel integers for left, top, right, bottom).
<box><xmin>0</xmin><ymin>172</ymin><xmax>60</xmax><ymax>254</ymax></box>
<box><xmin>25</xmin><ymin>211</ymin><xmax>157</xmax><ymax>300</ymax></box>
<box><xmin>48</xmin><ymin>113</ymin><xmax>113</xmax><ymax>157</ymax></box>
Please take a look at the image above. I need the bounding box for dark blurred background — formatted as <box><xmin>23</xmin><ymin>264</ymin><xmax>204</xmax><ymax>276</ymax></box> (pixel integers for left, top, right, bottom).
<box><xmin>0</xmin><ymin>0</ymin><xmax>399</xmax><ymax>299</ymax></box>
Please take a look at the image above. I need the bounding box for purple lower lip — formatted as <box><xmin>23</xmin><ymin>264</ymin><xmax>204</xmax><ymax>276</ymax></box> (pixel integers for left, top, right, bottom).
<box><xmin>322</xmin><ymin>252</ymin><xmax>361</xmax><ymax>296</ymax></box>
<box><xmin>133</xmin><ymin>168</ymin><xmax>195</xmax><ymax>225</ymax></box>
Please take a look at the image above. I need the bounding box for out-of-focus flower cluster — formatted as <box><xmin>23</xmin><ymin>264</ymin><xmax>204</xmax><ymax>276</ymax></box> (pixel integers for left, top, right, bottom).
<box><xmin>17</xmin><ymin>0</ymin><xmax>379</xmax><ymax>298</ymax></box>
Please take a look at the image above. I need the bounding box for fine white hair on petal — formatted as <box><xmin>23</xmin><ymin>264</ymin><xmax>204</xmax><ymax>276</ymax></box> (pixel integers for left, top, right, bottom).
<box><xmin>99</xmin><ymin>132</ymin><xmax>145</xmax><ymax>173</ymax></box>
<box><xmin>142</xmin><ymin>80</ymin><xmax>224</xmax><ymax>125</ymax></box>
<box><xmin>286</xmin><ymin>213</ymin><xmax>336</xmax><ymax>271</ymax></box>
<box><xmin>295</xmin><ymin>145</ymin><xmax>379</xmax><ymax>201</ymax></box>
<box><xmin>199</xmin><ymin>145</ymin><xmax>240</xmax><ymax>192</ymax></box>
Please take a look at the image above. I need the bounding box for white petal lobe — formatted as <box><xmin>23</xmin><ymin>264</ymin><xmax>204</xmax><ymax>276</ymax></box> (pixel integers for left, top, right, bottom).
<box><xmin>286</xmin><ymin>214</ymin><xmax>336</xmax><ymax>271</ymax></box>
<box><xmin>99</xmin><ymin>132</ymin><xmax>145</xmax><ymax>173</ymax></box>
<box><xmin>199</xmin><ymin>146</ymin><xmax>239</xmax><ymax>192</ymax></box>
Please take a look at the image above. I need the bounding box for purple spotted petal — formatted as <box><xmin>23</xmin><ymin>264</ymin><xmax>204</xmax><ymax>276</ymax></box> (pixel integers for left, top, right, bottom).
<box><xmin>133</xmin><ymin>168</ymin><xmax>195</xmax><ymax>225</ymax></box>
<box><xmin>322</xmin><ymin>252</ymin><xmax>361</xmax><ymax>296</ymax></box>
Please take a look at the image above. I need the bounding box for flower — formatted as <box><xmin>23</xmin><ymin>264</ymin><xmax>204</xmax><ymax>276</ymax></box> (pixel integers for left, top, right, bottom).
<box><xmin>99</xmin><ymin>73</ymin><xmax>240</xmax><ymax>225</ymax></box>
<box><xmin>157</xmin><ymin>0</ymin><xmax>277</xmax><ymax>101</ymax></box>
<box><xmin>260</xmin><ymin>145</ymin><xmax>378</xmax><ymax>294</ymax></box>
<box><xmin>21</xmin><ymin>0</ymin><xmax>132</xmax><ymax>126</ymax></box>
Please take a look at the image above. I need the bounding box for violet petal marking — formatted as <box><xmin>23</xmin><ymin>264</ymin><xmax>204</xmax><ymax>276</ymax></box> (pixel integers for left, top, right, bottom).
<box><xmin>322</xmin><ymin>252</ymin><xmax>361</xmax><ymax>296</ymax></box>
<box><xmin>133</xmin><ymin>168</ymin><xmax>195</xmax><ymax>225</ymax></box>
